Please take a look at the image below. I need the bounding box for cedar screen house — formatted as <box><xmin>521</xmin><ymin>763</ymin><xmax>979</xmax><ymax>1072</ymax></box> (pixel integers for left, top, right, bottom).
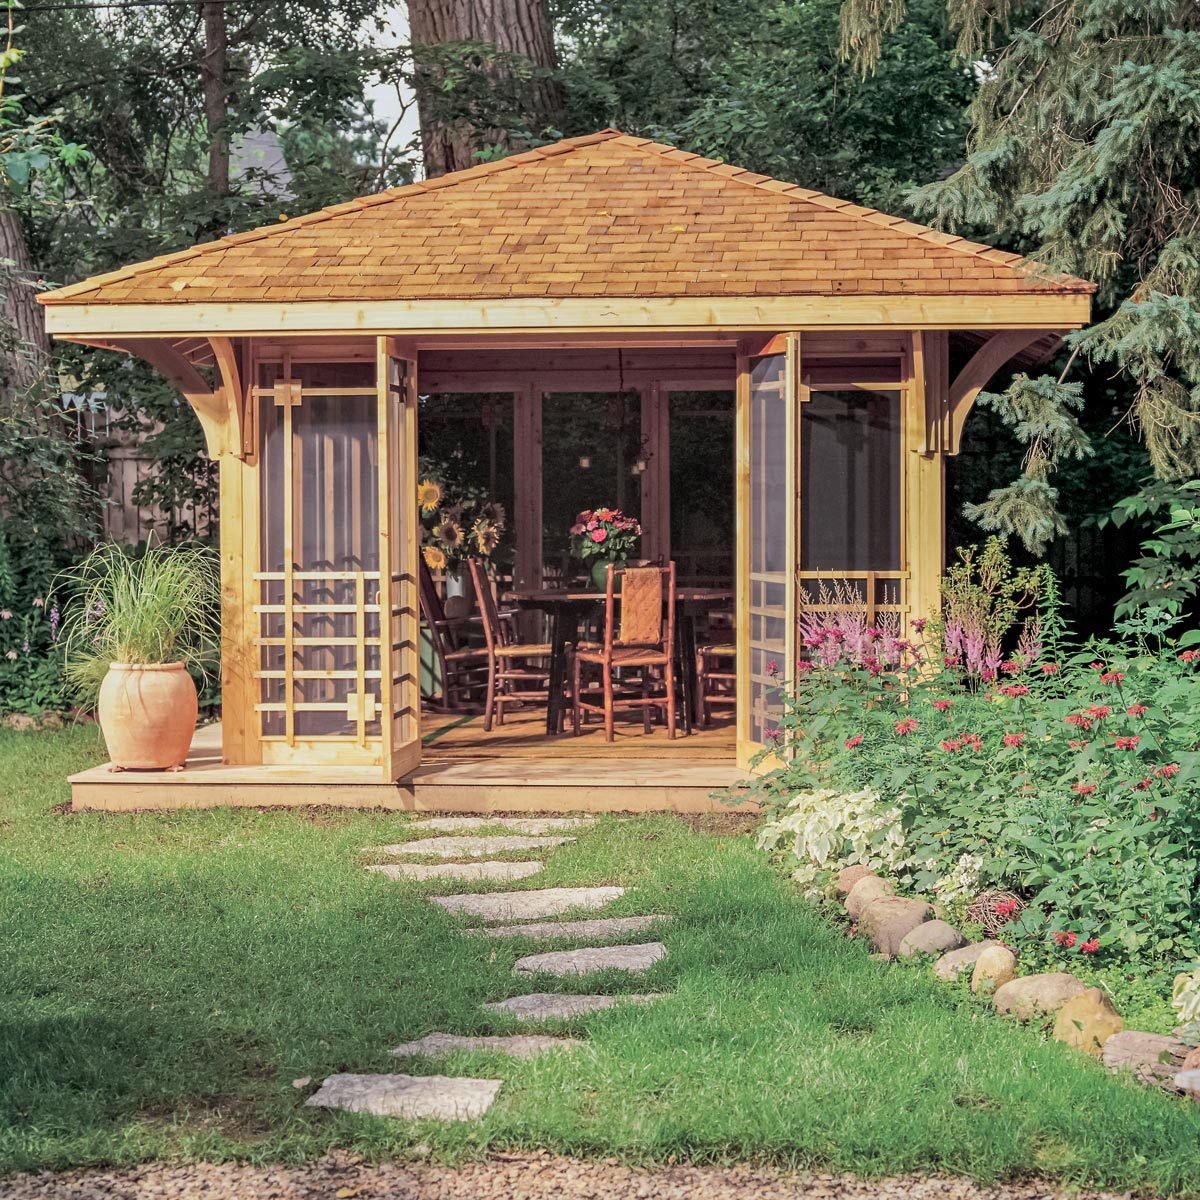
<box><xmin>40</xmin><ymin>130</ymin><xmax>1093</xmax><ymax>812</ymax></box>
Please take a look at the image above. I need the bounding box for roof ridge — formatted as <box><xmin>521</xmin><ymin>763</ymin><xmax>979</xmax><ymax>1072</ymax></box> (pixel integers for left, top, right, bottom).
<box><xmin>41</xmin><ymin>130</ymin><xmax>630</xmax><ymax>303</ymax></box>
<box><xmin>608</xmin><ymin>134</ymin><xmax>1078</xmax><ymax>286</ymax></box>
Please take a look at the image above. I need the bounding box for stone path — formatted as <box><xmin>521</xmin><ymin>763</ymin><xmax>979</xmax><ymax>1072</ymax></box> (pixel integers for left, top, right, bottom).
<box><xmin>313</xmin><ymin>819</ymin><xmax>667</xmax><ymax>1122</ymax></box>
<box><xmin>374</xmin><ymin>834</ymin><xmax>574</xmax><ymax>858</ymax></box>
<box><xmin>390</xmin><ymin>1032</ymin><xmax>583</xmax><ymax>1059</ymax></box>
<box><xmin>366</xmin><ymin>861</ymin><xmax>544</xmax><ymax>883</ymax></box>
<box><xmin>413</xmin><ymin>816</ymin><xmax>596</xmax><ymax>834</ymax></box>
<box><xmin>513</xmin><ymin>942</ymin><xmax>667</xmax><ymax>976</ymax></box>
<box><xmin>468</xmin><ymin>914</ymin><xmax>669</xmax><ymax>941</ymax></box>
<box><xmin>305</xmin><ymin>1073</ymin><xmax>501</xmax><ymax>1120</ymax></box>
<box><xmin>430</xmin><ymin>885</ymin><xmax>625</xmax><ymax>922</ymax></box>
<box><xmin>482</xmin><ymin>992</ymin><xmax>664</xmax><ymax>1020</ymax></box>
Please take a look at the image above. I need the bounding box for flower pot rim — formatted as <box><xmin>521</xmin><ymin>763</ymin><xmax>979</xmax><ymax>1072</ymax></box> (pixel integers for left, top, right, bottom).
<box><xmin>107</xmin><ymin>661</ymin><xmax>188</xmax><ymax>672</ymax></box>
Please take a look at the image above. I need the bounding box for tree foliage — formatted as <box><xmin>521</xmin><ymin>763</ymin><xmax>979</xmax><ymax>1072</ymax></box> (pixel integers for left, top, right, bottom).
<box><xmin>840</xmin><ymin>0</ymin><xmax>1200</xmax><ymax>555</ymax></box>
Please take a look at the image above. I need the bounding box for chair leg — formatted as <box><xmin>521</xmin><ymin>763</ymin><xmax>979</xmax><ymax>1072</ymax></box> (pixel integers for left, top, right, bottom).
<box><xmin>572</xmin><ymin>655</ymin><xmax>582</xmax><ymax>736</ymax></box>
<box><xmin>603</xmin><ymin>665</ymin><xmax>615</xmax><ymax>743</ymax></box>
<box><xmin>665</xmin><ymin>662</ymin><xmax>677</xmax><ymax>740</ymax></box>
<box><xmin>642</xmin><ymin>667</ymin><xmax>652</xmax><ymax>734</ymax></box>
<box><xmin>482</xmin><ymin>656</ymin><xmax>497</xmax><ymax>733</ymax></box>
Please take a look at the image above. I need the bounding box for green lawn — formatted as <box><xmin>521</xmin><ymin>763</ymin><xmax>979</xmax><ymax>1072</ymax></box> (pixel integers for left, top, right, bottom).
<box><xmin>4</xmin><ymin>725</ymin><xmax>1200</xmax><ymax>1192</ymax></box>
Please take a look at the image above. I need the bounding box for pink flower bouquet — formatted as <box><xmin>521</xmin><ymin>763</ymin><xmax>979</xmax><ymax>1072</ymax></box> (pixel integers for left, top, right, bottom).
<box><xmin>569</xmin><ymin>507</ymin><xmax>642</xmax><ymax>584</ymax></box>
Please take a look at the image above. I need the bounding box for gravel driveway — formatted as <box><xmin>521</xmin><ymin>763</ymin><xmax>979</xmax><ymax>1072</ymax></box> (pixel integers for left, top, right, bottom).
<box><xmin>0</xmin><ymin>1154</ymin><xmax>1121</xmax><ymax>1200</ymax></box>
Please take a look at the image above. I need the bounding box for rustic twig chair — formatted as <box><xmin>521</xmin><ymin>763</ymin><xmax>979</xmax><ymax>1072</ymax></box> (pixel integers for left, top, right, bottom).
<box><xmin>572</xmin><ymin>562</ymin><xmax>677</xmax><ymax>742</ymax></box>
<box><xmin>418</xmin><ymin>557</ymin><xmax>489</xmax><ymax>711</ymax></box>
<box><xmin>468</xmin><ymin>557</ymin><xmax>563</xmax><ymax>732</ymax></box>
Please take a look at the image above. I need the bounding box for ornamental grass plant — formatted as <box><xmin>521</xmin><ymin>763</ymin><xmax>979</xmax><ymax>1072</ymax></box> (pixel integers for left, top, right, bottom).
<box><xmin>56</xmin><ymin>543</ymin><xmax>219</xmax><ymax>705</ymax></box>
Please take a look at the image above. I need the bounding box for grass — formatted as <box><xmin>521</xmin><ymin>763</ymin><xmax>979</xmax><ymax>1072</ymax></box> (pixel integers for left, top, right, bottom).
<box><xmin>4</xmin><ymin>725</ymin><xmax>1200</xmax><ymax>1192</ymax></box>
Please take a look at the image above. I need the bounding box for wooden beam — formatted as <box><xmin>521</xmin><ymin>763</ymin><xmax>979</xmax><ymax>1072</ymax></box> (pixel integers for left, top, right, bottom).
<box><xmin>43</xmin><ymin>293</ymin><xmax>1093</xmax><ymax>339</ymax></box>
<box><xmin>208</xmin><ymin>336</ymin><xmax>247</xmax><ymax>458</ymax></box>
<box><xmin>946</xmin><ymin>330</ymin><xmax>1049</xmax><ymax>454</ymax></box>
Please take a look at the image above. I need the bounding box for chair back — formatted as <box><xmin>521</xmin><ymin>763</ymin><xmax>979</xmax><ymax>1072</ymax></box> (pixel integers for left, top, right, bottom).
<box><xmin>418</xmin><ymin>555</ymin><xmax>449</xmax><ymax>633</ymax></box>
<box><xmin>601</xmin><ymin>562</ymin><xmax>675</xmax><ymax>653</ymax></box>
<box><xmin>468</xmin><ymin>557</ymin><xmax>510</xmax><ymax>654</ymax></box>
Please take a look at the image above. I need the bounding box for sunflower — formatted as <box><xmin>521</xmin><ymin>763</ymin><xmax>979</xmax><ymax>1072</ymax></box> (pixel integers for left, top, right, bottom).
<box><xmin>472</xmin><ymin>519</ymin><xmax>500</xmax><ymax>556</ymax></box>
<box><xmin>422</xmin><ymin>544</ymin><xmax>447</xmax><ymax>570</ymax></box>
<box><xmin>417</xmin><ymin>479</ymin><xmax>442</xmax><ymax>513</ymax></box>
<box><xmin>433</xmin><ymin>517</ymin><xmax>464</xmax><ymax>549</ymax></box>
<box><xmin>478</xmin><ymin>501</ymin><xmax>506</xmax><ymax>530</ymax></box>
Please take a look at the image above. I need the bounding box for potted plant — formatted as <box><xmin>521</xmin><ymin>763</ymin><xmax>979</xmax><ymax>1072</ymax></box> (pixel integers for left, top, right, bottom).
<box><xmin>569</xmin><ymin>507</ymin><xmax>643</xmax><ymax>590</ymax></box>
<box><xmin>58</xmin><ymin>543</ymin><xmax>219</xmax><ymax>770</ymax></box>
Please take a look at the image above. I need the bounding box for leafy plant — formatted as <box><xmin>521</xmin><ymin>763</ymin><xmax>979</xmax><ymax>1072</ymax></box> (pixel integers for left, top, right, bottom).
<box><xmin>56</xmin><ymin>543</ymin><xmax>219</xmax><ymax>705</ymax></box>
<box><xmin>755</xmin><ymin>552</ymin><xmax>1200</xmax><ymax>971</ymax></box>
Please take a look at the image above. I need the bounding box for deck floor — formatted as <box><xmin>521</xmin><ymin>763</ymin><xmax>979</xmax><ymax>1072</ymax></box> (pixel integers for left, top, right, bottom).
<box><xmin>69</xmin><ymin>711</ymin><xmax>746</xmax><ymax>813</ymax></box>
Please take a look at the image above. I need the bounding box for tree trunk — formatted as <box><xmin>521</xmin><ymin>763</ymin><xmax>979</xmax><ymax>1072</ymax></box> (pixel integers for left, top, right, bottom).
<box><xmin>407</xmin><ymin>0</ymin><xmax>563</xmax><ymax>177</ymax></box>
<box><xmin>200</xmin><ymin>0</ymin><xmax>230</xmax><ymax>199</ymax></box>
<box><xmin>0</xmin><ymin>207</ymin><xmax>49</xmax><ymax>405</ymax></box>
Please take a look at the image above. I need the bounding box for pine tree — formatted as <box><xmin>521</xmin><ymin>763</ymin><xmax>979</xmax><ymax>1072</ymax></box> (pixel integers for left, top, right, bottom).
<box><xmin>840</xmin><ymin>0</ymin><xmax>1200</xmax><ymax>553</ymax></box>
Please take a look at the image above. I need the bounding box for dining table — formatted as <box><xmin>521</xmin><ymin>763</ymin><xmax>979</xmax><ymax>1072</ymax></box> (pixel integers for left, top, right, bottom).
<box><xmin>503</xmin><ymin>586</ymin><xmax>734</xmax><ymax>737</ymax></box>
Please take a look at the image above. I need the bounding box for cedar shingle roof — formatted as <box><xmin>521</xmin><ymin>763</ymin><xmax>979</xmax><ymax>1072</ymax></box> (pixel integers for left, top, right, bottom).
<box><xmin>39</xmin><ymin>130</ymin><xmax>1094</xmax><ymax>306</ymax></box>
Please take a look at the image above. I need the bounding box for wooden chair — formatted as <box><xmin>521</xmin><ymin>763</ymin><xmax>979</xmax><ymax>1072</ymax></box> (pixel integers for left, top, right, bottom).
<box><xmin>468</xmin><ymin>557</ymin><xmax>562</xmax><ymax>732</ymax></box>
<box><xmin>696</xmin><ymin>641</ymin><xmax>736</xmax><ymax>727</ymax></box>
<box><xmin>418</xmin><ymin>557</ymin><xmax>489</xmax><ymax>711</ymax></box>
<box><xmin>572</xmin><ymin>562</ymin><xmax>677</xmax><ymax>742</ymax></box>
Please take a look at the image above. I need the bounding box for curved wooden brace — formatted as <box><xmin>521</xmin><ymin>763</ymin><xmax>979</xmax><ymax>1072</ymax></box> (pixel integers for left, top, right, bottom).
<box><xmin>78</xmin><ymin>336</ymin><xmax>246</xmax><ymax>460</ymax></box>
<box><xmin>946</xmin><ymin>330</ymin><xmax>1050</xmax><ymax>455</ymax></box>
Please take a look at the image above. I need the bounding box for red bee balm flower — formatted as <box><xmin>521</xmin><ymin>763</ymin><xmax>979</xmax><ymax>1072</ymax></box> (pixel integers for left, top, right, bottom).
<box><xmin>1053</xmin><ymin>931</ymin><xmax>1078</xmax><ymax>948</ymax></box>
<box><xmin>932</xmin><ymin>699</ymin><xmax>954</xmax><ymax>712</ymax></box>
<box><xmin>939</xmin><ymin>738</ymin><xmax>961</xmax><ymax>752</ymax></box>
<box><xmin>844</xmin><ymin>735</ymin><xmax>864</xmax><ymax>749</ymax></box>
<box><xmin>1002</xmin><ymin>733</ymin><xmax>1027</xmax><ymax>747</ymax></box>
<box><xmin>1180</xmin><ymin>650</ymin><xmax>1200</xmax><ymax>663</ymax></box>
<box><xmin>1101</xmin><ymin>670</ymin><xmax>1125</xmax><ymax>685</ymax></box>
<box><xmin>1156</xmin><ymin>762</ymin><xmax>1180</xmax><ymax>779</ymax></box>
<box><xmin>1041</xmin><ymin>662</ymin><xmax>1060</xmax><ymax>675</ymax></box>
<box><xmin>1079</xmin><ymin>938</ymin><xmax>1100</xmax><ymax>955</ymax></box>
<box><xmin>1072</xmin><ymin>782</ymin><xmax>1098</xmax><ymax>796</ymax></box>
<box><xmin>894</xmin><ymin>718</ymin><xmax>919</xmax><ymax>736</ymax></box>
<box><xmin>1065</xmin><ymin>713</ymin><xmax>1093</xmax><ymax>731</ymax></box>
<box><xmin>1000</xmin><ymin>684</ymin><xmax>1030</xmax><ymax>697</ymax></box>
<box><xmin>1126</xmin><ymin>704</ymin><xmax>1149</xmax><ymax>717</ymax></box>
<box><xmin>1113</xmin><ymin>735</ymin><xmax>1141</xmax><ymax>750</ymax></box>
<box><xmin>1087</xmin><ymin>705</ymin><xmax>1112</xmax><ymax>719</ymax></box>
<box><xmin>994</xmin><ymin>899</ymin><xmax>1019</xmax><ymax>920</ymax></box>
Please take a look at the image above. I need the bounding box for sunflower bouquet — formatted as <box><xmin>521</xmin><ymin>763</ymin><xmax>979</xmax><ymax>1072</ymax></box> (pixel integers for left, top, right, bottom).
<box><xmin>417</xmin><ymin>472</ymin><xmax>506</xmax><ymax>574</ymax></box>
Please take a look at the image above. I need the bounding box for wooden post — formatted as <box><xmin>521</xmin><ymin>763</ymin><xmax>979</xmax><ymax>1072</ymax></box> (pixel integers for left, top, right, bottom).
<box><xmin>907</xmin><ymin>331</ymin><xmax>946</xmax><ymax>630</ymax></box>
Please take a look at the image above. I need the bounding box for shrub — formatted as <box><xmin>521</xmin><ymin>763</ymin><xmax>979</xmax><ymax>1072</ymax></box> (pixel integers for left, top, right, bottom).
<box><xmin>756</xmin><ymin>546</ymin><xmax>1200</xmax><ymax>971</ymax></box>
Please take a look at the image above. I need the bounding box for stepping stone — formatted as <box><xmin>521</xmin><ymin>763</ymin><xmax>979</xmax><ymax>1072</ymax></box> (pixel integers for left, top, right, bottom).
<box><xmin>513</xmin><ymin>942</ymin><xmax>667</xmax><ymax>977</ymax></box>
<box><xmin>374</xmin><ymin>835</ymin><xmax>573</xmax><ymax>858</ymax></box>
<box><xmin>483</xmin><ymin>992</ymin><xmax>663</xmax><ymax>1021</ymax></box>
<box><xmin>413</xmin><ymin>816</ymin><xmax>596</xmax><ymax>834</ymax></box>
<box><xmin>366</xmin><ymin>861</ymin><xmax>543</xmax><ymax>883</ymax></box>
<box><xmin>305</xmin><ymin>1072</ymin><xmax>500</xmax><ymax>1120</ymax></box>
<box><xmin>430</xmin><ymin>885</ymin><xmax>624</xmax><ymax>922</ymax></box>
<box><xmin>390</xmin><ymin>1032</ymin><xmax>581</xmax><ymax>1059</ymax></box>
<box><xmin>468</xmin><ymin>915</ymin><xmax>670</xmax><ymax>941</ymax></box>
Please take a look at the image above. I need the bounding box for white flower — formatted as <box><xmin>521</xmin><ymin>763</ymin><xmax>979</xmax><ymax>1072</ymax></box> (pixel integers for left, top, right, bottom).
<box><xmin>5</xmin><ymin>650</ymin><xmax>17</xmax><ymax>660</ymax></box>
<box><xmin>32</xmin><ymin>597</ymin><xmax>44</xmax><ymax>608</ymax></box>
<box><xmin>0</xmin><ymin>610</ymin><xmax>10</xmax><ymax>619</ymax></box>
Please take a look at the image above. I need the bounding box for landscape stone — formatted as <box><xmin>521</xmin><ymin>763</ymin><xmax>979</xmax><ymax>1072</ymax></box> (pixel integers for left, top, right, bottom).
<box><xmin>971</xmin><ymin>946</ymin><xmax>1018</xmax><ymax>994</ymax></box>
<box><xmin>482</xmin><ymin>992</ymin><xmax>663</xmax><ymax>1021</ymax></box>
<box><xmin>412</xmin><ymin>816</ymin><xmax>596</xmax><ymax>833</ymax></box>
<box><xmin>430</xmin><ymin>886</ymin><xmax>625</xmax><ymax>922</ymax></box>
<box><xmin>305</xmin><ymin>1073</ymin><xmax>501</xmax><ymax>1120</ymax></box>
<box><xmin>467</xmin><ymin>915</ymin><xmax>669</xmax><ymax>941</ymax></box>
<box><xmin>845</xmin><ymin>875</ymin><xmax>894</xmax><ymax>919</ymax></box>
<box><xmin>1176</xmin><ymin>1048</ymin><xmax>1200</xmax><ymax>1098</ymax></box>
<box><xmin>857</xmin><ymin>897</ymin><xmax>932</xmax><ymax>957</ymax></box>
<box><xmin>836</xmin><ymin>865</ymin><xmax>875</xmax><ymax>895</ymax></box>
<box><xmin>1052</xmin><ymin>987</ymin><xmax>1125</xmax><ymax>1056</ymax></box>
<box><xmin>513</xmin><ymin>942</ymin><xmax>667</xmax><ymax>977</ymax></box>
<box><xmin>366</xmin><ymin>861</ymin><xmax>543</xmax><ymax>883</ymax></box>
<box><xmin>390</xmin><ymin>1033</ymin><xmax>581</xmax><ymax>1059</ymax></box>
<box><xmin>374</xmin><ymin>835</ymin><xmax>573</xmax><ymax>858</ymax></box>
<box><xmin>1103</xmin><ymin>1030</ymin><xmax>1189</xmax><ymax>1089</ymax></box>
<box><xmin>993</xmin><ymin>971</ymin><xmax>1086</xmax><ymax>1019</ymax></box>
<box><xmin>898</xmin><ymin>919</ymin><xmax>967</xmax><ymax>959</ymax></box>
<box><xmin>934</xmin><ymin>940</ymin><xmax>1000</xmax><ymax>982</ymax></box>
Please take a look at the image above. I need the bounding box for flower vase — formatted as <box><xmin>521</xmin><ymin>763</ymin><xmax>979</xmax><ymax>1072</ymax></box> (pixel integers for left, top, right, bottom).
<box><xmin>590</xmin><ymin>559</ymin><xmax>624</xmax><ymax>592</ymax></box>
<box><xmin>443</xmin><ymin>566</ymin><xmax>474</xmax><ymax>620</ymax></box>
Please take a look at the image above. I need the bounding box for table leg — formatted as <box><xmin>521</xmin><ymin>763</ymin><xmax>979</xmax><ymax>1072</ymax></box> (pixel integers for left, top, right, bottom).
<box><xmin>545</xmin><ymin>607</ymin><xmax>572</xmax><ymax>736</ymax></box>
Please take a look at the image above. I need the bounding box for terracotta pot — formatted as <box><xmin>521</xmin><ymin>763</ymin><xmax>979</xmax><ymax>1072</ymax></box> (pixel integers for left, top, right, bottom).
<box><xmin>97</xmin><ymin>662</ymin><xmax>198</xmax><ymax>770</ymax></box>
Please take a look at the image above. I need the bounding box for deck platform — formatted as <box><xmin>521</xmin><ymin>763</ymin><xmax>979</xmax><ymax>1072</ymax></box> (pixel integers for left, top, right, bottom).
<box><xmin>69</xmin><ymin>712</ymin><xmax>749</xmax><ymax>813</ymax></box>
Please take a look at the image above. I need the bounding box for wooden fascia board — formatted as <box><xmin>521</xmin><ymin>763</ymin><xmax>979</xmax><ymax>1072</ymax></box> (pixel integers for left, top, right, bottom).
<box><xmin>44</xmin><ymin>293</ymin><xmax>1093</xmax><ymax>338</ymax></box>
<box><xmin>947</xmin><ymin>329</ymin><xmax>1050</xmax><ymax>454</ymax></box>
